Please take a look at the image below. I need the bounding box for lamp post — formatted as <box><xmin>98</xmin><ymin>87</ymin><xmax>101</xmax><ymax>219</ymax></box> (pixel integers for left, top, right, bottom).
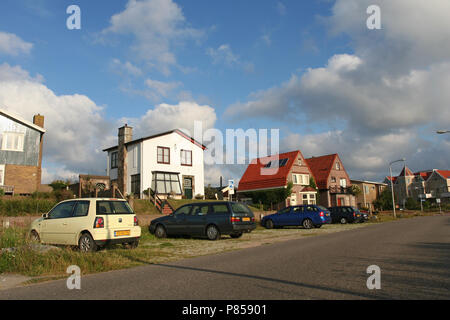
<box><xmin>415</xmin><ymin>187</ymin><xmax>423</xmax><ymax>212</ymax></box>
<box><xmin>389</xmin><ymin>158</ymin><xmax>406</xmax><ymax>218</ymax></box>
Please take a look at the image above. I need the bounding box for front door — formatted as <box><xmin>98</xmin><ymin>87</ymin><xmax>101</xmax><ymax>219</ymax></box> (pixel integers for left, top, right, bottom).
<box><xmin>338</xmin><ymin>198</ymin><xmax>342</xmax><ymax>206</ymax></box>
<box><xmin>184</xmin><ymin>177</ymin><xmax>193</xmax><ymax>199</ymax></box>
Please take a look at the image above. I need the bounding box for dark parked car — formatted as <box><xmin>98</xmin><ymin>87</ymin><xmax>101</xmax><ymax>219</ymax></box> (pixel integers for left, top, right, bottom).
<box><xmin>327</xmin><ymin>206</ymin><xmax>364</xmax><ymax>224</ymax></box>
<box><xmin>149</xmin><ymin>201</ymin><xmax>256</xmax><ymax>240</ymax></box>
<box><xmin>261</xmin><ymin>205</ymin><xmax>332</xmax><ymax>229</ymax></box>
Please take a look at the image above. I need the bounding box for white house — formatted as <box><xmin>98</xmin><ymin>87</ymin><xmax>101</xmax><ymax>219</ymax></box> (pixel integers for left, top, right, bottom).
<box><xmin>103</xmin><ymin>125</ymin><xmax>206</xmax><ymax>199</ymax></box>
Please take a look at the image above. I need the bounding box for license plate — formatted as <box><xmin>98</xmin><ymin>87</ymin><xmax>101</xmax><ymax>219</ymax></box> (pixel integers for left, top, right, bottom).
<box><xmin>114</xmin><ymin>230</ymin><xmax>130</xmax><ymax>237</ymax></box>
<box><xmin>326</xmin><ymin>214</ymin><xmax>330</xmax><ymax>216</ymax></box>
<box><xmin>242</xmin><ymin>217</ymin><xmax>251</xmax><ymax>222</ymax></box>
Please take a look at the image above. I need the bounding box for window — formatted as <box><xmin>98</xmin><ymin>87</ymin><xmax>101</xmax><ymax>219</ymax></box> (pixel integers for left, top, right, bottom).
<box><xmin>73</xmin><ymin>201</ymin><xmax>90</xmax><ymax>217</ymax></box>
<box><xmin>96</xmin><ymin>201</ymin><xmax>134</xmax><ymax>215</ymax></box>
<box><xmin>111</xmin><ymin>152</ymin><xmax>118</xmax><ymax>169</ymax></box>
<box><xmin>265</xmin><ymin>158</ymin><xmax>288</xmax><ymax>168</ymax></box>
<box><xmin>212</xmin><ymin>204</ymin><xmax>230</xmax><ymax>214</ymax></box>
<box><xmin>279</xmin><ymin>207</ymin><xmax>291</xmax><ymax>214</ymax></box>
<box><xmin>181</xmin><ymin>150</ymin><xmax>192</xmax><ymax>166</ymax></box>
<box><xmin>340</xmin><ymin>179</ymin><xmax>347</xmax><ymax>188</ymax></box>
<box><xmin>231</xmin><ymin>203</ymin><xmax>252</xmax><ymax>215</ymax></box>
<box><xmin>331</xmin><ymin>176</ymin><xmax>337</xmax><ymax>183</ymax></box>
<box><xmin>49</xmin><ymin>201</ymin><xmax>76</xmax><ymax>219</ymax></box>
<box><xmin>175</xmin><ymin>205</ymin><xmax>192</xmax><ymax>215</ymax></box>
<box><xmin>2</xmin><ymin>132</ymin><xmax>24</xmax><ymax>152</ymax></box>
<box><xmin>151</xmin><ymin>172</ymin><xmax>181</xmax><ymax>194</ymax></box>
<box><xmin>364</xmin><ymin>185</ymin><xmax>369</xmax><ymax>194</ymax></box>
<box><xmin>336</xmin><ymin>162</ymin><xmax>341</xmax><ymax>170</ymax></box>
<box><xmin>293</xmin><ymin>174</ymin><xmax>309</xmax><ymax>185</ymax></box>
<box><xmin>298</xmin><ymin>159</ymin><xmax>302</xmax><ymax>166</ymax></box>
<box><xmin>157</xmin><ymin>147</ymin><xmax>170</xmax><ymax>164</ymax></box>
<box><xmin>191</xmin><ymin>205</ymin><xmax>209</xmax><ymax>216</ymax></box>
<box><xmin>131</xmin><ymin>174</ymin><xmax>140</xmax><ymax>196</ymax></box>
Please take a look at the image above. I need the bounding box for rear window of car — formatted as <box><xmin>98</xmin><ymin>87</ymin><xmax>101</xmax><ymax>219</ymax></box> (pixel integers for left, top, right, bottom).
<box><xmin>96</xmin><ymin>201</ymin><xmax>134</xmax><ymax>215</ymax></box>
<box><xmin>317</xmin><ymin>206</ymin><xmax>328</xmax><ymax>211</ymax></box>
<box><xmin>231</xmin><ymin>203</ymin><xmax>253</xmax><ymax>215</ymax></box>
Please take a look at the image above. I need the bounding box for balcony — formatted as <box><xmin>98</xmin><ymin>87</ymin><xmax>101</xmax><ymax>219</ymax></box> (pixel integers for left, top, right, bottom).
<box><xmin>329</xmin><ymin>185</ymin><xmax>352</xmax><ymax>194</ymax></box>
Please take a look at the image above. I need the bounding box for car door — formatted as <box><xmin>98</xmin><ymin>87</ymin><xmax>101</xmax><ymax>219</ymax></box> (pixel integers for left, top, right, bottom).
<box><xmin>40</xmin><ymin>201</ymin><xmax>77</xmax><ymax>244</ymax></box>
<box><xmin>291</xmin><ymin>206</ymin><xmax>305</xmax><ymax>225</ymax></box>
<box><xmin>276</xmin><ymin>207</ymin><xmax>292</xmax><ymax>226</ymax></box>
<box><xmin>63</xmin><ymin>201</ymin><xmax>91</xmax><ymax>245</ymax></box>
<box><xmin>188</xmin><ymin>204</ymin><xmax>210</xmax><ymax>236</ymax></box>
<box><xmin>168</xmin><ymin>205</ymin><xmax>191</xmax><ymax>235</ymax></box>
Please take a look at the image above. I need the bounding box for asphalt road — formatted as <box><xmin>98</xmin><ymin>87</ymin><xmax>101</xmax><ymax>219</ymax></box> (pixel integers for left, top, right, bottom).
<box><xmin>1</xmin><ymin>215</ymin><xmax>449</xmax><ymax>300</ymax></box>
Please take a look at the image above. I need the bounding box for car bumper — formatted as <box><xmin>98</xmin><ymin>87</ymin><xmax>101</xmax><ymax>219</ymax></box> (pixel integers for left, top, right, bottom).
<box><xmin>232</xmin><ymin>223</ymin><xmax>256</xmax><ymax>233</ymax></box>
<box><xmin>95</xmin><ymin>236</ymin><xmax>140</xmax><ymax>246</ymax></box>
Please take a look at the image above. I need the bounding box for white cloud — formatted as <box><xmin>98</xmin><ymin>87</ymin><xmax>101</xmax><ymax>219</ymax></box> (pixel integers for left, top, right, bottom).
<box><xmin>0</xmin><ymin>63</ymin><xmax>114</xmax><ymax>180</ymax></box>
<box><xmin>207</xmin><ymin>44</ymin><xmax>240</xmax><ymax>66</ymax></box>
<box><xmin>0</xmin><ymin>31</ymin><xmax>33</xmax><ymax>56</ymax></box>
<box><xmin>122</xmin><ymin>101</ymin><xmax>217</xmax><ymax>138</ymax></box>
<box><xmin>110</xmin><ymin>59</ymin><xmax>143</xmax><ymax>77</ymax></box>
<box><xmin>225</xmin><ymin>0</ymin><xmax>450</xmax><ymax>180</ymax></box>
<box><xmin>101</xmin><ymin>0</ymin><xmax>204</xmax><ymax>76</ymax></box>
<box><xmin>277</xmin><ymin>2</ymin><xmax>287</xmax><ymax>16</ymax></box>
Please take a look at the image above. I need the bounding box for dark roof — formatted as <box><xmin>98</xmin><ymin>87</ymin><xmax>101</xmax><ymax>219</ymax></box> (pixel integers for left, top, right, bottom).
<box><xmin>102</xmin><ymin>129</ymin><xmax>206</xmax><ymax>152</ymax></box>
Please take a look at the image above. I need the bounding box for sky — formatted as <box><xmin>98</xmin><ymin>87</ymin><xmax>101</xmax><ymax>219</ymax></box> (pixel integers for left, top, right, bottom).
<box><xmin>0</xmin><ymin>0</ymin><xmax>449</xmax><ymax>186</ymax></box>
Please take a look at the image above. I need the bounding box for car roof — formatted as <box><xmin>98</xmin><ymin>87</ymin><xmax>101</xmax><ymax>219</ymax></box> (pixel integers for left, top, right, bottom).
<box><xmin>59</xmin><ymin>198</ymin><xmax>127</xmax><ymax>202</ymax></box>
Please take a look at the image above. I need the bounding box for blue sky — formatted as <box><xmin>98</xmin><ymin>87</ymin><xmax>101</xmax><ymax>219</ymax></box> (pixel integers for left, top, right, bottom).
<box><xmin>0</xmin><ymin>0</ymin><xmax>449</xmax><ymax>185</ymax></box>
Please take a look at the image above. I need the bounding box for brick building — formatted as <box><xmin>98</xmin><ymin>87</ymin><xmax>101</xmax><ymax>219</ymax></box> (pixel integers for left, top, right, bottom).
<box><xmin>305</xmin><ymin>154</ymin><xmax>356</xmax><ymax>208</ymax></box>
<box><xmin>237</xmin><ymin>150</ymin><xmax>318</xmax><ymax>209</ymax></box>
<box><xmin>0</xmin><ymin>108</ymin><xmax>45</xmax><ymax>195</ymax></box>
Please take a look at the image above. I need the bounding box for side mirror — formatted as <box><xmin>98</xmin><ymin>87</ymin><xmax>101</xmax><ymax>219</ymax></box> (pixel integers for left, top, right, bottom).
<box><xmin>42</xmin><ymin>213</ymin><xmax>48</xmax><ymax>219</ymax></box>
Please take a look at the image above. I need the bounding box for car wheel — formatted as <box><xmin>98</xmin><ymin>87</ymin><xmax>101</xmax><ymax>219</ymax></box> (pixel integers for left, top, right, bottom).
<box><xmin>302</xmin><ymin>219</ymin><xmax>313</xmax><ymax>229</ymax></box>
<box><xmin>230</xmin><ymin>232</ymin><xmax>243</xmax><ymax>239</ymax></box>
<box><xmin>29</xmin><ymin>230</ymin><xmax>40</xmax><ymax>243</ymax></box>
<box><xmin>340</xmin><ymin>217</ymin><xmax>348</xmax><ymax>224</ymax></box>
<box><xmin>79</xmin><ymin>233</ymin><xmax>97</xmax><ymax>252</ymax></box>
<box><xmin>206</xmin><ymin>225</ymin><xmax>220</xmax><ymax>241</ymax></box>
<box><xmin>155</xmin><ymin>225</ymin><xmax>167</xmax><ymax>239</ymax></box>
<box><xmin>265</xmin><ymin>219</ymin><xmax>274</xmax><ymax>229</ymax></box>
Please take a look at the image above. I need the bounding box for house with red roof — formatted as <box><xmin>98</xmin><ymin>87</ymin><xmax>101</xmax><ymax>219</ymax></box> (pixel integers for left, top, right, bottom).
<box><xmin>305</xmin><ymin>154</ymin><xmax>356</xmax><ymax>208</ymax></box>
<box><xmin>385</xmin><ymin>166</ymin><xmax>450</xmax><ymax>206</ymax></box>
<box><xmin>237</xmin><ymin>150</ymin><xmax>317</xmax><ymax>209</ymax></box>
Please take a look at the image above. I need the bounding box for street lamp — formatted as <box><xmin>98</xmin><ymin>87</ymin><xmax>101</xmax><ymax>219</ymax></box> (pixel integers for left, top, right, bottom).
<box><xmin>389</xmin><ymin>158</ymin><xmax>406</xmax><ymax>218</ymax></box>
<box><xmin>437</xmin><ymin>130</ymin><xmax>450</xmax><ymax>134</ymax></box>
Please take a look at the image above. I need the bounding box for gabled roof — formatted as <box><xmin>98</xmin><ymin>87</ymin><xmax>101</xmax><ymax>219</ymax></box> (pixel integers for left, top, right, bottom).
<box><xmin>0</xmin><ymin>108</ymin><xmax>46</xmax><ymax>133</ymax></box>
<box><xmin>103</xmin><ymin>129</ymin><xmax>206</xmax><ymax>152</ymax></box>
<box><xmin>399</xmin><ymin>165</ymin><xmax>414</xmax><ymax>177</ymax></box>
<box><xmin>435</xmin><ymin>170</ymin><xmax>450</xmax><ymax>179</ymax></box>
<box><xmin>305</xmin><ymin>154</ymin><xmax>338</xmax><ymax>189</ymax></box>
<box><xmin>238</xmin><ymin>150</ymin><xmax>301</xmax><ymax>192</ymax></box>
<box><xmin>414</xmin><ymin>170</ymin><xmax>433</xmax><ymax>181</ymax></box>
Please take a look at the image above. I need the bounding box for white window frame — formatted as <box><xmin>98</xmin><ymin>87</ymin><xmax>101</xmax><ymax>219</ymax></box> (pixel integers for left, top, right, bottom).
<box><xmin>2</xmin><ymin>132</ymin><xmax>25</xmax><ymax>152</ymax></box>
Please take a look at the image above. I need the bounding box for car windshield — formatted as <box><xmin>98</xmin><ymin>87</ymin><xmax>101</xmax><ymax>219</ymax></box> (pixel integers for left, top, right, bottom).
<box><xmin>317</xmin><ymin>206</ymin><xmax>328</xmax><ymax>211</ymax></box>
<box><xmin>96</xmin><ymin>201</ymin><xmax>134</xmax><ymax>215</ymax></box>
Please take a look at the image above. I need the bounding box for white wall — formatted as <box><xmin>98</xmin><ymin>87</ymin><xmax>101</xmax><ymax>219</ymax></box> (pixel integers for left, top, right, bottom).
<box><xmin>141</xmin><ymin>132</ymin><xmax>205</xmax><ymax>197</ymax></box>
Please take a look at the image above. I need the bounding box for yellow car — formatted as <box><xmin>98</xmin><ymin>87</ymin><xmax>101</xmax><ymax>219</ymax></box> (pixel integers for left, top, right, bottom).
<box><xmin>29</xmin><ymin>198</ymin><xmax>141</xmax><ymax>252</ymax></box>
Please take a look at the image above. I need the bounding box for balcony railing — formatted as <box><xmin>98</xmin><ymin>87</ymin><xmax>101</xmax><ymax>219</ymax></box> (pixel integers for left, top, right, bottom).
<box><xmin>0</xmin><ymin>185</ymin><xmax>14</xmax><ymax>195</ymax></box>
<box><xmin>329</xmin><ymin>186</ymin><xmax>352</xmax><ymax>194</ymax></box>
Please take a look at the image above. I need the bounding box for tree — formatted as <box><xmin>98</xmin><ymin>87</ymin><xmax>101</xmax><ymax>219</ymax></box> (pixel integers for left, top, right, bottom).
<box><xmin>309</xmin><ymin>176</ymin><xmax>320</xmax><ymax>203</ymax></box>
<box><xmin>49</xmin><ymin>180</ymin><xmax>68</xmax><ymax>191</ymax></box>
<box><xmin>243</xmin><ymin>182</ymin><xmax>293</xmax><ymax>210</ymax></box>
<box><xmin>373</xmin><ymin>188</ymin><xmax>393</xmax><ymax>211</ymax></box>
<box><xmin>204</xmin><ymin>184</ymin><xmax>217</xmax><ymax>200</ymax></box>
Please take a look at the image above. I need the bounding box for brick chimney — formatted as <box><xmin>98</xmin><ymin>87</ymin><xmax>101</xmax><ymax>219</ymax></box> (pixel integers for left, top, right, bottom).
<box><xmin>33</xmin><ymin>114</ymin><xmax>45</xmax><ymax>190</ymax></box>
<box><xmin>117</xmin><ymin>124</ymin><xmax>133</xmax><ymax>196</ymax></box>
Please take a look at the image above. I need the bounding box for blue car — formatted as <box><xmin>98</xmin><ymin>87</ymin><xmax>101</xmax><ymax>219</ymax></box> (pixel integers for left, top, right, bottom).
<box><xmin>261</xmin><ymin>205</ymin><xmax>332</xmax><ymax>229</ymax></box>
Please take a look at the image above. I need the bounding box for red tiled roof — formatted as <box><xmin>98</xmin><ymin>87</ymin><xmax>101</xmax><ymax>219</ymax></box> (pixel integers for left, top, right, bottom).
<box><xmin>414</xmin><ymin>170</ymin><xmax>433</xmax><ymax>181</ymax></box>
<box><xmin>301</xmin><ymin>186</ymin><xmax>317</xmax><ymax>192</ymax></box>
<box><xmin>238</xmin><ymin>151</ymin><xmax>301</xmax><ymax>192</ymax></box>
<box><xmin>305</xmin><ymin>154</ymin><xmax>338</xmax><ymax>189</ymax></box>
<box><xmin>386</xmin><ymin>176</ymin><xmax>398</xmax><ymax>183</ymax></box>
<box><xmin>436</xmin><ymin>170</ymin><xmax>450</xmax><ymax>179</ymax></box>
